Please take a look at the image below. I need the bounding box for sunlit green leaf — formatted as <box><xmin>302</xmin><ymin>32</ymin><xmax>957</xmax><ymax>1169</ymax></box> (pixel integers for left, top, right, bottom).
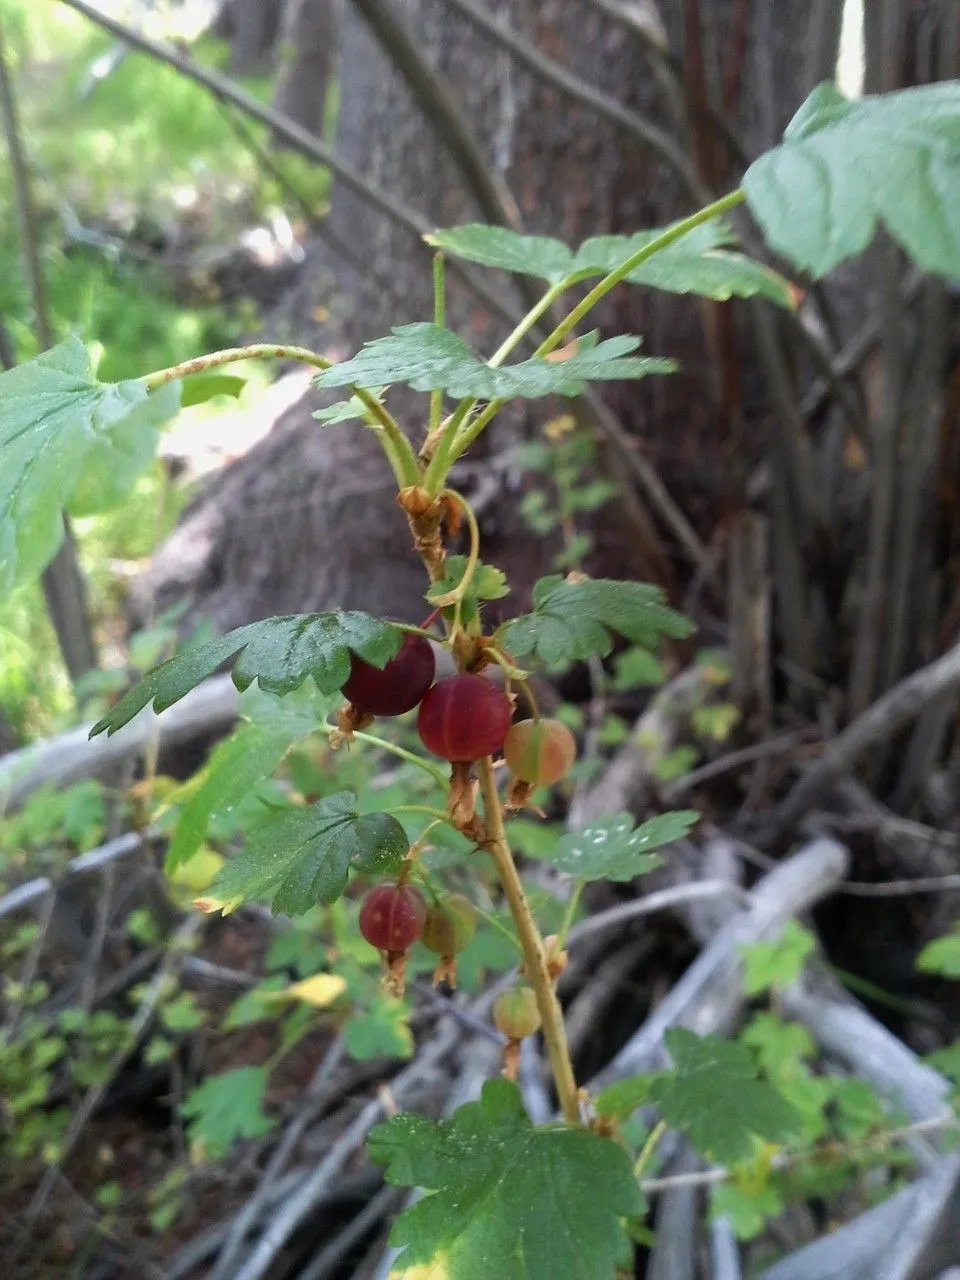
<box><xmin>744</xmin><ymin>81</ymin><xmax>960</xmax><ymax>279</ymax></box>
<box><xmin>90</xmin><ymin>612</ymin><xmax>401</xmax><ymax>736</ymax></box>
<box><xmin>369</xmin><ymin>1079</ymin><xmax>642</xmax><ymax>1279</ymax></box>
<box><xmin>315</xmin><ymin>325</ymin><xmax>675</xmax><ymax>400</ymax></box>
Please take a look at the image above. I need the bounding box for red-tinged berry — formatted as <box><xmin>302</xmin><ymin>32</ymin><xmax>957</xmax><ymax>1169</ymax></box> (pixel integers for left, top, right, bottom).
<box><xmin>493</xmin><ymin>985</ymin><xmax>541</xmax><ymax>1040</ymax></box>
<box><xmin>422</xmin><ymin>893</ymin><xmax>477</xmax><ymax>958</ymax></box>
<box><xmin>342</xmin><ymin>633</ymin><xmax>435</xmax><ymax>717</ymax></box>
<box><xmin>359</xmin><ymin>883</ymin><xmax>427</xmax><ymax>952</ymax></box>
<box><xmin>417</xmin><ymin>674</ymin><xmax>512</xmax><ymax>762</ymax></box>
<box><xmin>504</xmin><ymin>718</ymin><xmax>577</xmax><ymax>786</ymax></box>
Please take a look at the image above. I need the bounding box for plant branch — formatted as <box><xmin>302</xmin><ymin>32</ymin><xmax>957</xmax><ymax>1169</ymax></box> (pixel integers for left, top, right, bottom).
<box><xmin>477</xmin><ymin>757</ymin><xmax>581</xmax><ymax>1125</ymax></box>
<box><xmin>767</xmin><ymin>635</ymin><xmax>960</xmax><ymax>838</ymax></box>
<box><xmin>144</xmin><ymin>343</ymin><xmax>419</xmax><ymax>487</ymax></box>
<box><xmin>0</xmin><ymin>17</ymin><xmax>98</xmax><ymax>681</ymax></box>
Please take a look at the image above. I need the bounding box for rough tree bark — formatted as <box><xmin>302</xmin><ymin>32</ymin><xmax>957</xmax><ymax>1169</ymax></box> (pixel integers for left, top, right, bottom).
<box><xmin>136</xmin><ymin>1</ymin><xmax>826</xmax><ymax>635</ymax></box>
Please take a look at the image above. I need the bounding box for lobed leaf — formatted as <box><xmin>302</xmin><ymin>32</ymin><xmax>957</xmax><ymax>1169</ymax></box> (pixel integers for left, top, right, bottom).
<box><xmin>501</xmin><ymin>574</ymin><xmax>693</xmax><ymax>669</ymax></box>
<box><xmin>209</xmin><ymin>792</ymin><xmax>409</xmax><ymax>916</ymax></box>
<box><xmin>429</xmin><ymin>220</ymin><xmax>796</xmax><ymax>307</ymax></box>
<box><xmin>917</xmin><ymin>927</ymin><xmax>960</xmax><ymax>979</ymax></box>
<box><xmin>181</xmin><ymin>1066</ymin><xmax>275</xmax><ymax>1157</ymax></box>
<box><xmin>651</xmin><ymin>1029</ymin><xmax>803</xmax><ymax>1165</ymax></box>
<box><xmin>369</xmin><ymin>1079</ymin><xmax>643</xmax><ymax>1280</ymax></box>
<box><xmin>314</xmin><ymin>324</ymin><xmax>675</xmax><ymax>400</ymax></box>
<box><xmin>744</xmin><ymin>81</ymin><xmax>960</xmax><ymax>279</ymax></box>
<box><xmin>541</xmin><ymin>811</ymin><xmax>698</xmax><ymax>882</ymax></box>
<box><xmin>0</xmin><ymin>337</ymin><xmax>181</xmax><ymax>595</ymax></box>
<box><xmin>90</xmin><ymin>611</ymin><xmax>402</xmax><ymax>737</ymax></box>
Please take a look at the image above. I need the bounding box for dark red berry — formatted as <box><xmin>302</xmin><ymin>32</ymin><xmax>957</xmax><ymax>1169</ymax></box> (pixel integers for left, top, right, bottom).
<box><xmin>504</xmin><ymin>718</ymin><xmax>577</xmax><ymax>786</ymax></box>
<box><xmin>342</xmin><ymin>633</ymin><xmax>435</xmax><ymax>717</ymax></box>
<box><xmin>359</xmin><ymin>883</ymin><xmax>427</xmax><ymax>952</ymax></box>
<box><xmin>417</xmin><ymin>674</ymin><xmax>512</xmax><ymax>762</ymax></box>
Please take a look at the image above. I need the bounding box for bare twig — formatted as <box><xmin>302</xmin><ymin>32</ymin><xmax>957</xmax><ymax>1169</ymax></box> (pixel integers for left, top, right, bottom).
<box><xmin>838</xmin><ymin>874</ymin><xmax>960</xmax><ymax>898</ymax></box>
<box><xmin>662</xmin><ymin>727</ymin><xmax>816</xmax><ymax>801</ymax></box>
<box><xmin>768</xmin><ymin>637</ymin><xmax>960</xmax><ymax>837</ymax></box>
<box><xmin>295</xmin><ymin>1185</ymin><xmax>404</xmax><ymax>1280</ymax></box>
<box><xmin>349</xmin><ymin>0</ymin><xmax>520</xmax><ymax>229</ymax></box>
<box><xmin>0</xmin><ymin>673</ymin><xmax>238</xmax><ymax>811</ymax></box>
<box><xmin>209</xmin><ymin>1038</ymin><xmax>348</xmax><ymax>1279</ymax></box>
<box><xmin>566</xmin><ymin>881</ymin><xmax>752</xmax><ymax>947</ymax></box>
<box><xmin>0</xmin><ymin>16</ymin><xmax>97</xmax><ymax>681</ymax></box>
<box><xmin>588</xmin><ymin>837</ymin><xmax>849</xmax><ymax>1088</ymax></box>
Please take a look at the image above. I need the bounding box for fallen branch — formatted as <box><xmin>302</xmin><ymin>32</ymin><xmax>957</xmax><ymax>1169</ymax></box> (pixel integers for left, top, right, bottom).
<box><xmin>756</xmin><ymin>1152</ymin><xmax>960</xmax><ymax>1280</ymax></box>
<box><xmin>767</xmin><ymin>638</ymin><xmax>960</xmax><ymax>838</ymax></box>
<box><xmin>0</xmin><ymin>675</ymin><xmax>238</xmax><ymax>811</ymax></box>
<box><xmin>588</xmin><ymin>837</ymin><xmax>849</xmax><ymax>1087</ymax></box>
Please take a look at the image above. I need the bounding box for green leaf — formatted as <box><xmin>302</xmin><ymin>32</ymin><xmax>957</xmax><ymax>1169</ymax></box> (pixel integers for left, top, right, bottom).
<box><xmin>314</xmin><ymin>324</ymin><xmax>675</xmax><ymax>400</ymax></box>
<box><xmin>744</xmin><ymin>81</ymin><xmax>960</xmax><ymax>280</ymax></box>
<box><xmin>651</xmin><ymin>1029</ymin><xmax>802</xmax><ymax>1165</ymax></box>
<box><xmin>612</xmin><ymin>646</ymin><xmax>666</xmax><ymax>691</ymax></box>
<box><xmin>369</xmin><ymin>1079</ymin><xmax>643</xmax><ymax>1280</ymax></box>
<box><xmin>712</xmin><ymin>1181</ymin><xmax>783</xmax><ymax>1240</ymax></box>
<box><xmin>312</xmin><ymin>390</ymin><xmax>385</xmax><ymax>424</ymax></box>
<box><xmin>594</xmin><ymin>1074</ymin><xmax>654</xmax><ymax>1122</ymax></box>
<box><xmin>161</xmin><ymin>993</ymin><xmax>205</xmax><ymax>1032</ymax></box>
<box><xmin>0</xmin><ymin>337</ymin><xmax>182</xmax><ymax>594</ymax></box>
<box><xmin>740</xmin><ymin>1013</ymin><xmax>816</xmax><ymax>1080</ymax></box>
<box><xmin>427</xmin><ymin>225</ymin><xmax>575</xmax><ymax>281</ymax></box>
<box><xmin>224</xmin><ymin>976</ymin><xmax>288</xmax><ymax>1029</ymax></box>
<box><xmin>165</xmin><ymin>714</ymin><xmax>312</xmax><ymax>871</ymax></box>
<box><xmin>68</xmin><ymin>381</ymin><xmax>181</xmax><ymax>517</ymax></box>
<box><xmin>179</xmin><ymin>374</ymin><xmax>246</xmax><ymax>407</ymax></box>
<box><xmin>181</xmin><ymin>1067</ymin><xmax>275</xmax><ymax>1157</ymax></box>
<box><xmin>740</xmin><ymin>922</ymin><xmax>816</xmax><ymax>996</ymax></box>
<box><xmin>543</xmin><ymin>811</ymin><xmax>698</xmax><ymax>882</ymax></box>
<box><xmin>90</xmin><ymin>612</ymin><xmax>402</xmax><ymax>736</ymax></box>
<box><xmin>210</xmin><ymin>792</ymin><xmax>409</xmax><ymax>915</ymax></box>
<box><xmin>917</xmin><ymin>928</ymin><xmax>960</xmax><ymax>978</ymax></box>
<box><xmin>502</xmin><ymin>574</ymin><xmax>693</xmax><ymax>670</ymax></box>
<box><xmin>427</xmin><ymin>555</ymin><xmax>510</xmax><ymax>604</ymax></box>
<box><xmin>343</xmin><ymin>996</ymin><xmax>413</xmax><ymax>1060</ymax></box>
<box><xmin>428</xmin><ymin>220</ymin><xmax>796</xmax><ymax>308</ymax></box>
<box><xmin>926</xmin><ymin>1040</ymin><xmax>960</xmax><ymax>1082</ymax></box>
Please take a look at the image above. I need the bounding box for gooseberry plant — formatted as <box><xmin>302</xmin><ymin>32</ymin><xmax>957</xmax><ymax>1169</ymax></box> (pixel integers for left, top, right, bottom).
<box><xmin>2</xmin><ymin>82</ymin><xmax>960</xmax><ymax>1274</ymax></box>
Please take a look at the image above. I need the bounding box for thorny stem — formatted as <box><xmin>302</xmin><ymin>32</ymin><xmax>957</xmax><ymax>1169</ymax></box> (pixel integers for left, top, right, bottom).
<box><xmin>144</xmin><ymin>343</ymin><xmax>420</xmax><ymax>488</ymax></box>
<box><xmin>477</xmin><ymin>756</ymin><xmax>581</xmax><ymax>1125</ymax></box>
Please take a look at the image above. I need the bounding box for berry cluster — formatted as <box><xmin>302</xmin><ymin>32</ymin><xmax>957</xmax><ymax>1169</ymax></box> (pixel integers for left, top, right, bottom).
<box><xmin>358</xmin><ymin>882</ymin><xmax>477</xmax><ymax>991</ymax></box>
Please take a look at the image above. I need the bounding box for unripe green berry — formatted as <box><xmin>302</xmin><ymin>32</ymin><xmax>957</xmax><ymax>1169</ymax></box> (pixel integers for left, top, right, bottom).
<box><xmin>492</xmin><ymin>985</ymin><xmax>541</xmax><ymax>1040</ymax></box>
<box><xmin>422</xmin><ymin>893</ymin><xmax>477</xmax><ymax>958</ymax></box>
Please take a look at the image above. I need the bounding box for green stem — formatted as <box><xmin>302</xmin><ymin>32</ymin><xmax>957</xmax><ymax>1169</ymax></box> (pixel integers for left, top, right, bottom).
<box><xmin>320</xmin><ymin>723</ymin><xmax>449</xmax><ymax>788</ymax></box>
<box><xmin>634</xmin><ymin>1119</ymin><xmax>667</xmax><ymax>1179</ymax></box>
<box><xmin>535</xmin><ymin>189</ymin><xmax>745</xmax><ymax>355</ymax></box>
<box><xmin>555</xmin><ymin>881</ymin><xmax>583</xmax><ymax>951</ymax></box>
<box><xmin>442</xmin><ymin>190</ymin><xmax>746</xmax><ymax>467</ymax></box>
<box><xmin>388</xmin><ymin>805</ymin><xmax>452</xmax><ymax>824</ymax></box>
<box><xmin>144</xmin><ymin>344</ymin><xmax>420</xmax><ymax>488</ymax></box>
<box><xmin>422</xmin><ymin>397</ymin><xmax>474</xmax><ymax>493</ymax></box>
<box><xmin>477</xmin><ymin>757</ymin><xmax>581</xmax><ymax>1125</ymax></box>
<box><xmin>429</xmin><ymin>253</ymin><xmax>446</xmax><ymax>436</ymax></box>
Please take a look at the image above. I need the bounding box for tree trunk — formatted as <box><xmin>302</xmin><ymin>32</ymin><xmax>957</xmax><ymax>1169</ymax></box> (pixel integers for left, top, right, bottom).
<box><xmin>272</xmin><ymin>0</ymin><xmax>341</xmax><ymax>139</ymax></box>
